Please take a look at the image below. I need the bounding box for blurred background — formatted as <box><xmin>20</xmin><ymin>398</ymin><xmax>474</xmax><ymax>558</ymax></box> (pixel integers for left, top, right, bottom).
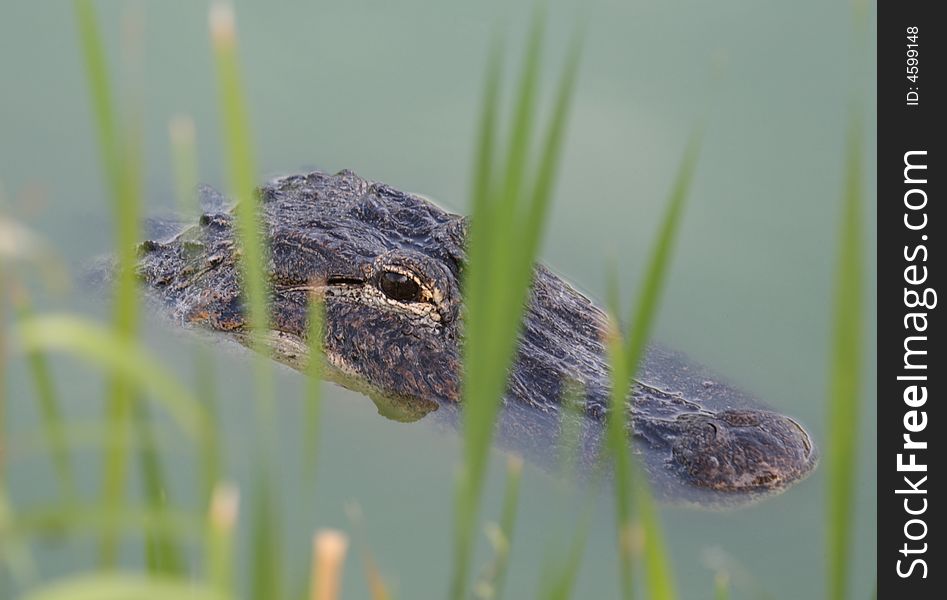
<box><xmin>1</xmin><ymin>0</ymin><xmax>876</xmax><ymax>598</ymax></box>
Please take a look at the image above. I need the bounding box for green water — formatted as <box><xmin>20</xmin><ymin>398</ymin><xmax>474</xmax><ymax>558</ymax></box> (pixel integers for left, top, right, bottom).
<box><xmin>1</xmin><ymin>0</ymin><xmax>876</xmax><ymax>598</ymax></box>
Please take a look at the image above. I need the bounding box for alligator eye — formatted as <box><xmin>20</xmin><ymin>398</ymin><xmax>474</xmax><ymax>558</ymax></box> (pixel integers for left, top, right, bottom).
<box><xmin>379</xmin><ymin>270</ymin><xmax>422</xmax><ymax>303</ymax></box>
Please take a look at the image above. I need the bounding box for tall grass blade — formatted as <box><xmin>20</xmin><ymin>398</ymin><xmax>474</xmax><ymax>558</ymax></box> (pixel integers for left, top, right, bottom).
<box><xmin>11</xmin><ymin>287</ymin><xmax>76</xmax><ymax>502</ymax></box>
<box><xmin>73</xmin><ymin>0</ymin><xmax>143</xmax><ymax>565</ymax></box>
<box><xmin>12</xmin><ymin>505</ymin><xmax>204</xmax><ymax>541</ymax></box>
<box><xmin>632</xmin><ymin>471</ymin><xmax>674</xmax><ymax>600</ymax></box>
<box><xmin>0</xmin><ymin>485</ymin><xmax>38</xmax><ymax>590</ymax></box>
<box><xmin>602</xmin><ymin>316</ymin><xmax>635</xmax><ymax>600</ymax></box>
<box><xmin>452</xmin><ymin>16</ymin><xmax>580</xmax><ymax>599</ymax></box>
<box><xmin>713</xmin><ymin>571</ymin><xmax>730</xmax><ymax>600</ymax></box>
<box><xmin>250</xmin><ymin>478</ymin><xmax>282</xmax><ymax>600</ymax></box>
<box><xmin>133</xmin><ymin>402</ymin><xmax>184</xmax><ymax>575</ymax></box>
<box><xmin>0</xmin><ymin>266</ymin><xmax>7</xmax><ymax>439</ymax></box>
<box><xmin>606</xmin><ymin>134</ymin><xmax>701</xmax><ymax>600</ymax></box>
<box><xmin>826</xmin><ymin>114</ymin><xmax>863</xmax><ymax>600</ymax></box>
<box><xmin>209</xmin><ymin>6</ymin><xmax>281</xmax><ymax>598</ymax></box>
<box><xmin>518</xmin><ymin>30</ymin><xmax>582</xmax><ymax>282</ymax></box>
<box><xmin>304</xmin><ymin>295</ymin><xmax>325</xmax><ymax>492</ymax></box>
<box><xmin>449</xmin><ymin>32</ymin><xmax>504</xmax><ymax>600</ymax></box>
<box><xmin>194</xmin><ymin>348</ymin><xmax>222</xmax><ymax>508</ymax></box>
<box><xmin>208</xmin><ymin>0</ymin><xmax>274</xmax><ymax>444</ymax></box>
<box><xmin>470</xmin><ymin>38</ymin><xmax>502</xmax><ymax>218</ymax></box>
<box><xmin>621</xmin><ymin>134</ymin><xmax>701</xmax><ymax>372</ymax></box>
<box><xmin>208</xmin><ymin>0</ymin><xmax>269</xmax><ymax>367</ymax></box>
<box><xmin>17</xmin><ymin>573</ymin><xmax>228</xmax><ymax>600</ymax></box>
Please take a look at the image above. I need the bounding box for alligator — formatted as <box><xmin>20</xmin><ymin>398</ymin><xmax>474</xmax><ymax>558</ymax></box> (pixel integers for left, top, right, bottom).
<box><xmin>136</xmin><ymin>169</ymin><xmax>817</xmax><ymax>502</ymax></box>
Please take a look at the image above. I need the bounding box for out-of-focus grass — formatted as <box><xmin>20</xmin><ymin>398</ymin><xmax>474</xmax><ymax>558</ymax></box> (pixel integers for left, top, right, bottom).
<box><xmin>825</xmin><ymin>115</ymin><xmax>863</xmax><ymax>600</ymax></box>
<box><xmin>208</xmin><ymin>5</ymin><xmax>282</xmax><ymax>599</ymax></box>
<box><xmin>12</xmin><ymin>314</ymin><xmax>221</xmax><ymax>524</ymax></box>
<box><xmin>304</xmin><ymin>295</ymin><xmax>326</xmax><ymax>494</ymax></box>
<box><xmin>605</xmin><ymin>134</ymin><xmax>701</xmax><ymax>600</ymax></box>
<box><xmin>714</xmin><ymin>571</ymin><xmax>730</xmax><ymax>600</ymax></box>
<box><xmin>10</xmin><ymin>287</ymin><xmax>75</xmax><ymax>503</ymax></box>
<box><xmin>208</xmin><ymin>0</ymin><xmax>270</xmax><ymax>392</ymax></box>
<box><xmin>11</xmin><ymin>505</ymin><xmax>204</xmax><ymax>542</ymax></box>
<box><xmin>450</xmin><ymin>12</ymin><xmax>580</xmax><ymax>598</ymax></box>
<box><xmin>17</xmin><ymin>573</ymin><xmax>228</xmax><ymax>600</ymax></box>
<box><xmin>167</xmin><ymin>113</ymin><xmax>225</xmax><ymax>509</ymax></box>
<box><xmin>133</xmin><ymin>401</ymin><xmax>184</xmax><ymax>575</ymax></box>
<box><xmin>73</xmin><ymin>0</ymin><xmax>143</xmax><ymax>565</ymax></box>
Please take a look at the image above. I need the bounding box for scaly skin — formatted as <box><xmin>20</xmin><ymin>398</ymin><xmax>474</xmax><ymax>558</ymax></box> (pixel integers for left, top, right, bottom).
<box><xmin>137</xmin><ymin>169</ymin><xmax>817</xmax><ymax>497</ymax></box>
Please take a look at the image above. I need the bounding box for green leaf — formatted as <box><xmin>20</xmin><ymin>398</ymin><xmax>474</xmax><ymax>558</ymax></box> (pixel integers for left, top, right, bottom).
<box><xmin>18</xmin><ymin>573</ymin><xmax>228</xmax><ymax>600</ymax></box>
<box><xmin>605</xmin><ymin>133</ymin><xmax>702</xmax><ymax>600</ymax></box>
<box><xmin>826</xmin><ymin>114</ymin><xmax>863</xmax><ymax>600</ymax></box>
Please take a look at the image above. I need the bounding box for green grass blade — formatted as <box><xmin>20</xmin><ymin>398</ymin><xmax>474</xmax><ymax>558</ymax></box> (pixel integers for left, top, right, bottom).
<box><xmin>0</xmin><ymin>485</ymin><xmax>38</xmax><ymax>590</ymax></box>
<box><xmin>194</xmin><ymin>348</ymin><xmax>223</xmax><ymax>510</ymax></box>
<box><xmin>12</xmin><ymin>505</ymin><xmax>205</xmax><ymax>542</ymax></box>
<box><xmin>714</xmin><ymin>571</ymin><xmax>730</xmax><ymax>600</ymax></box>
<box><xmin>133</xmin><ymin>402</ymin><xmax>185</xmax><ymax>575</ymax></box>
<box><xmin>826</xmin><ymin>114</ymin><xmax>863</xmax><ymax>600</ymax></box>
<box><xmin>304</xmin><ymin>295</ymin><xmax>325</xmax><ymax>493</ymax></box>
<box><xmin>452</xmin><ymin>17</ymin><xmax>581</xmax><ymax>598</ymax></box>
<box><xmin>17</xmin><ymin>573</ymin><xmax>228</xmax><ymax>600</ymax></box>
<box><xmin>519</xmin><ymin>30</ymin><xmax>582</xmax><ymax>275</ymax></box>
<box><xmin>11</xmin><ymin>288</ymin><xmax>76</xmax><ymax>503</ymax></box>
<box><xmin>606</xmin><ymin>134</ymin><xmax>702</xmax><ymax>600</ymax></box>
<box><xmin>208</xmin><ymin>7</ymin><xmax>281</xmax><ymax>598</ymax></box>
<box><xmin>470</xmin><ymin>37</ymin><xmax>503</xmax><ymax>218</ymax></box>
<box><xmin>208</xmin><ymin>0</ymin><xmax>268</xmax><ymax>350</ymax></box>
<box><xmin>622</xmin><ymin>133</ymin><xmax>701</xmax><ymax>371</ymax></box>
<box><xmin>632</xmin><ymin>467</ymin><xmax>674</xmax><ymax>600</ymax></box>
<box><xmin>250</xmin><ymin>478</ymin><xmax>282</xmax><ymax>600</ymax></box>
<box><xmin>497</xmin><ymin>11</ymin><xmax>543</xmax><ymax>220</ymax></box>
<box><xmin>603</xmin><ymin>310</ymin><xmax>635</xmax><ymax>600</ymax></box>
<box><xmin>208</xmin><ymin>0</ymin><xmax>274</xmax><ymax>438</ymax></box>
<box><xmin>0</xmin><ymin>264</ymin><xmax>7</xmax><ymax>438</ymax></box>
<box><xmin>74</xmin><ymin>0</ymin><xmax>143</xmax><ymax>565</ymax></box>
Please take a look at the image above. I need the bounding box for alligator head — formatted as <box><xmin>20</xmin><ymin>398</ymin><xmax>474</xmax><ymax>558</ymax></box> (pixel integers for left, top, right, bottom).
<box><xmin>137</xmin><ymin>169</ymin><xmax>817</xmax><ymax>497</ymax></box>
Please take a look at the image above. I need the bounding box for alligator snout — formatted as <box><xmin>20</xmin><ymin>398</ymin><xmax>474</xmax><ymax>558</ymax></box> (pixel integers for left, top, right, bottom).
<box><xmin>668</xmin><ymin>409</ymin><xmax>816</xmax><ymax>492</ymax></box>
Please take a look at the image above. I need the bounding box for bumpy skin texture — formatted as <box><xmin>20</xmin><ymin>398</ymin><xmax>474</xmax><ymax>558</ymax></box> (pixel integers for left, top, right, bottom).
<box><xmin>137</xmin><ymin>169</ymin><xmax>817</xmax><ymax>494</ymax></box>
